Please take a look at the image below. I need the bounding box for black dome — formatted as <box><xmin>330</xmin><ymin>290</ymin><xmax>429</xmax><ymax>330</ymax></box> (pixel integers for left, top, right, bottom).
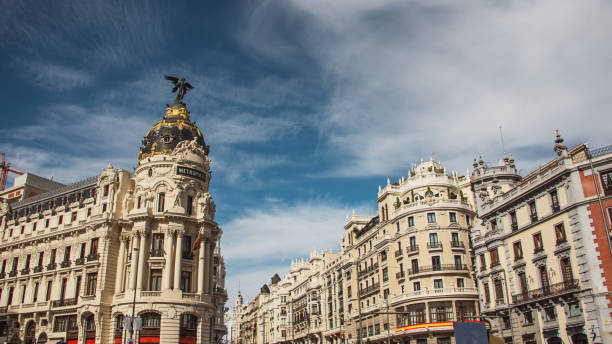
<box><xmin>138</xmin><ymin>104</ymin><xmax>207</xmax><ymax>160</ymax></box>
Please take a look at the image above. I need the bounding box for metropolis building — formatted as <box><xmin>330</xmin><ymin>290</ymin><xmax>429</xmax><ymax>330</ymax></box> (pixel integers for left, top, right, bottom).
<box><xmin>0</xmin><ymin>88</ymin><xmax>227</xmax><ymax>344</ymax></box>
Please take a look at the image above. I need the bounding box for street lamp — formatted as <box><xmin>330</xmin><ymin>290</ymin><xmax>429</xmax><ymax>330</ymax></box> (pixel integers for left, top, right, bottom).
<box><xmin>130</xmin><ymin>246</ymin><xmax>140</xmax><ymax>343</ymax></box>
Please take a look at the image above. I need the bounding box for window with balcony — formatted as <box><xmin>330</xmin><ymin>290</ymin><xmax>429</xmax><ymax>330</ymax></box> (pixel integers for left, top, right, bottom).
<box><xmin>561</xmin><ymin>257</ymin><xmax>574</xmax><ymax>283</ymax></box>
<box><xmin>408</xmin><ymin>216</ymin><xmax>414</xmax><ymax>227</ymax></box>
<box><xmin>429</xmin><ymin>233</ymin><xmax>439</xmax><ymax>248</ymax></box>
<box><xmin>151</xmin><ymin>234</ymin><xmax>164</xmax><ymax>257</ymax></box>
<box><xmin>181</xmin><ymin>271</ymin><xmax>192</xmax><ymax>292</ymax></box>
<box><xmin>451</xmin><ymin>232</ymin><xmax>459</xmax><ymax>247</ymax></box>
<box><xmin>411</xmin><ymin>259</ymin><xmax>418</xmax><ymax>274</ymax></box>
<box><xmin>427</xmin><ymin>213</ymin><xmax>436</xmax><ymax>223</ymax></box>
<box><xmin>524</xmin><ymin>310</ymin><xmax>533</xmax><ymax>324</ymax></box>
<box><xmin>413</xmin><ymin>282</ymin><xmax>421</xmax><ymax>291</ymax></box>
<box><xmin>533</xmin><ymin>233</ymin><xmax>544</xmax><ymax>253</ymax></box>
<box><xmin>513</xmin><ymin>241</ymin><xmax>523</xmax><ymax>260</ymax></box>
<box><xmin>382</xmin><ymin>268</ymin><xmax>388</xmax><ymax>282</ymax></box>
<box><xmin>555</xmin><ymin>223</ymin><xmax>567</xmax><ymax>244</ymax></box>
<box><xmin>449</xmin><ymin>212</ymin><xmax>457</xmax><ymax>223</ymax></box>
<box><xmin>433</xmin><ymin>279</ymin><xmax>443</xmax><ymax>289</ymax></box>
<box><xmin>149</xmin><ymin>269</ymin><xmax>162</xmax><ymax>291</ymax></box>
<box><xmin>494</xmin><ymin>280</ymin><xmax>504</xmax><ymax>304</ymax></box>
<box><xmin>432</xmin><ymin>256</ymin><xmax>441</xmax><ymax>270</ymax></box>
<box><xmin>90</xmin><ymin>238</ymin><xmax>99</xmax><ymax>255</ymax></box>
<box><xmin>601</xmin><ymin>169</ymin><xmax>612</xmax><ymax>195</ymax></box>
<box><xmin>457</xmin><ymin>278</ymin><xmax>465</xmax><ymax>289</ymax></box>
<box><xmin>33</xmin><ymin>282</ymin><xmax>39</xmax><ymax>302</ymax></box>
<box><xmin>479</xmin><ymin>254</ymin><xmax>486</xmax><ymax>271</ymax></box>
<box><xmin>182</xmin><ymin>236</ymin><xmax>193</xmax><ymax>259</ymax></box>
<box><xmin>63</xmin><ymin>246</ymin><xmax>71</xmax><ymax>262</ymax></box>
<box><xmin>86</xmin><ymin>273</ymin><xmax>97</xmax><ymax>295</ymax></box>
<box><xmin>45</xmin><ymin>281</ymin><xmax>52</xmax><ymax>301</ymax></box>
<box><xmin>454</xmin><ymin>255</ymin><xmax>462</xmax><ymax>269</ymax></box>
<box><xmin>74</xmin><ymin>276</ymin><xmax>81</xmax><ymax>298</ymax></box>
<box><xmin>550</xmin><ymin>190</ymin><xmax>560</xmax><ymax>212</ymax></box>
<box><xmin>21</xmin><ymin>284</ymin><xmax>27</xmax><ymax>303</ymax></box>
<box><xmin>490</xmin><ymin>220</ymin><xmax>496</xmax><ymax>231</ymax></box>
<box><xmin>409</xmin><ymin>236</ymin><xmax>417</xmax><ymax>251</ymax></box>
<box><xmin>483</xmin><ymin>283</ymin><xmax>490</xmax><ymax>303</ymax></box>
<box><xmin>544</xmin><ymin>307</ymin><xmax>556</xmax><ymax>321</ymax></box>
<box><xmin>528</xmin><ymin>201</ymin><xmax>538</xmax><ymax>222</ymax></box>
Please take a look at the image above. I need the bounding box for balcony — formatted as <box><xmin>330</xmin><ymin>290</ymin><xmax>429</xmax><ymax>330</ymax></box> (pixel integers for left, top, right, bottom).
<box><xmin>530</xmin><ymin>214</ymin><xmax>538</xmax><ymax>223</ymax></box>
<box><xmin>396</xmin><ymin>271</ymin><xmax>405</xmax><ymax>280</ymax></box>
<box><xmin>359</xmin><ymin>283</ymin><xmax>380</xmax><ymax>297</ymax></box>
<box><xmin>512</xmin><ymin>279</ymin><xmax>579</xmax><ymax>305</ymax></box>
<box><xmin>60</xmin><ymin>260</ymin><xmax>71</xmax><ymax>268</ymax></box>
<box><xmin>182</xmin><ymin>251</ymin><xmax>194</xmax><ymax>260</ymax></box>
<box><xmin>87</xmin><ymin>253</ymin><xmax>99</xmax><ymax>262</ymax></box>
<box><xmin>511</xmin><ymin>223</ymin><xmax>518</xmax><ymax>231</ymax></box>
<box><xmin>406</xmin><ymin>245</ymin><xmax>419</xmax><ymax>255</ymax></box>
<box><xmin>427</xmin><ymin>242</ymin><xmax>443</xmax><ymax>250</ymax></box>
<box><xmin>47</xmin><ymin>263</ymin><xmax>56</xmax><ymax>271</ymax></box>
<box><xmin>75</xmin><ymin>257</ymin><xmax>84</xmax><ymax>266</ymax></box>
<box><xmin>551</xmin><ymin>203</ymin><xmax>560</xmax><ymax>213</ymax></box>
<box><xmin>150</xmin><ymin>249</ymin><xmax>164</xmax><ymax>257</ymax></box>
<box><xmin>407</xmin><ymin>264</ymin><xmax>468</xmax><ymax>276</ymax></box>
<box><xmin>495</xmin><ymin>298</ymin><xmax>506</xmax><ymax>305</ymax></box>
<box><xmin>141</xmin><ymin>291</ymin><xmax>161</xmax><ymax>297</ymax></box>
<box><xmin>394</xmin><ymin>249</ymin><xmax>403</xmax><ymax>258</ymax></box>
<box><xmin>359</xmin><ymin>263</ymin><xmax>379</xmax><ymax>277</ymax></box>
<box><xmin>20</xmin><ymin>268</ymin><xmax>30</xmax><ymax>275</ymax></box>
<box><xmin>8</xmin><ymin>270</ymin><xmax>17</xmax><ymax>277</ymax></box>
<box><xmin>450</xmin><ymin>241</ymin><xmax>465</xmax><ymax>249</ymax></box>
<box><xmin>52</xmin><ymin>298</ymin><xmax>78</xmax><ymax>307</ymax></box>
<box><xmin>33</xmin><ymin>265</ymin><xmax>43</xmax><ymax>273</ymax></box>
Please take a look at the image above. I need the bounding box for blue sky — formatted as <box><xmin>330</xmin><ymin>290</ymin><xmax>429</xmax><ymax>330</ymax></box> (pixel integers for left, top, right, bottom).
<box><xmin>1</xmin><ymin>1</ymin><xmax>611</xmax><ymax>305</ymax></box>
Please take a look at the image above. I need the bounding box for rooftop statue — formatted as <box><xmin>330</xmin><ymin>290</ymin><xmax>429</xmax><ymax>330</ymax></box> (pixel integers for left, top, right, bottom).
<box><xmin>164</xmin><ymin>75</ymin><xmax>194</xmax><ymax>105</ymax></box>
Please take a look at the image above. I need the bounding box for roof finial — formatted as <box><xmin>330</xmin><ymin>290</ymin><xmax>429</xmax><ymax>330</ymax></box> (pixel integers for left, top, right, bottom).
<box><xmin>554</xmin><ymin>129</ymin><xmax>568</xmax><ymax>157</ymax></box>
<box><xmin>165</xmin><ymin>75</ymin><xmax>194</xmax><ymax>106</ymax></box>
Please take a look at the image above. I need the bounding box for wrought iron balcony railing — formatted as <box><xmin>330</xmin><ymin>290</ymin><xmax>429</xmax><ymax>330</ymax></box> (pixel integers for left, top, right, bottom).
<box><xmin>512</xmin><ymin>279</ymin><xmax>579</xmax><ymax>304</ymax></box>
<box><xmin>407</xmin><ymin>264</ymin><xmax>468</xmax><ymax>275</ymax></box>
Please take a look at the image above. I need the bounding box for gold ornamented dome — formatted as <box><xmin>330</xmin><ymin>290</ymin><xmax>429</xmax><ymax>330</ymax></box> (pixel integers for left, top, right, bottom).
<box><xmin>138</xmin><ymin>103</ymin><xmax>208</xmax><ymax>161</ymax></box>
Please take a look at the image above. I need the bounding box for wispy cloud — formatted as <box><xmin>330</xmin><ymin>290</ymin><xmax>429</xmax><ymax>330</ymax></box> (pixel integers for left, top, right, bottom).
<box><xmin>19</xmin><ymin>60</ymin><xmax>93</xmax><ymax>90</ymax></box>
<box><xmin>243</xmin><ymin>0</ymin><xmax>612</xmax><ymax>177</ymax></box>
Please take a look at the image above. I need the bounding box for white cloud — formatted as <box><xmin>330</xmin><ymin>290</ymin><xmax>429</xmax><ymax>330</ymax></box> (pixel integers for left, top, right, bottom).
<box><xmin>221</xmin><ymin>200</ymin><xmax>372</xmax><ymax>262</ymax></box>
<box><xmin>20</xmin><ymin>61</ymin><xmax>93</xmax><ymax>90</ymax></box>
<box><xmin>244</xmin><ymin>0</ymin><xmax>612</xmax><ymax>177</ymax></box>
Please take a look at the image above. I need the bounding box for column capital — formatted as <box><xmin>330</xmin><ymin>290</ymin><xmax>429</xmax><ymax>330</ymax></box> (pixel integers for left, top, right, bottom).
<box><xmin>176</xmin><ymin>229</ymin><xmax>185</xmax><ymax>237</ymax></box>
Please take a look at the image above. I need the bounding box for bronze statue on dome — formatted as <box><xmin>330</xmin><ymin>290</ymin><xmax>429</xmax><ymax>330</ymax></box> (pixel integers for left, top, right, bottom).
<box><xmin>164</xmin><ymin>75</ymin><xmax>194</xmax><ymax>105</ymax></box>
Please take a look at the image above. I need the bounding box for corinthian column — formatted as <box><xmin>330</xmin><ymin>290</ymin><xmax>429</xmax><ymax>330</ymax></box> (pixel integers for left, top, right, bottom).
<box><xmin>129</xmin><ymin>233</ymin><xmax>139</xmax><ymax>290</ymax></box>
<box><xmin>136</xmin><ymin>232</ymin><xmax>147</xmax><ymax>290</ymax></box>
<box><xmin>163</xmin><ymin>230</ymin><xmax>174</xmax><ymax>290</ymax></box>
<box><xmin>115</xmin><ymin>237</ymin><xmax>126</xmax><ymax>292</ymax></box>
<box><xmin>174</xmin><ymin>231</ymin><xmax>184</xmax><ymax>290</ymax></box>
<box><xmin>198</xmin><ymin>233</ymin><xmax>205</xmax><ymax>294</ymax></box>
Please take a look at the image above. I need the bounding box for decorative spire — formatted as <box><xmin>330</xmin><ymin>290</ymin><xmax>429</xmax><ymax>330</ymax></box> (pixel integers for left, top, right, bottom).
<box><xmin>554</xmin><ymin>129</ymin><xmax>568</xmax><ymax>157</ymax></box>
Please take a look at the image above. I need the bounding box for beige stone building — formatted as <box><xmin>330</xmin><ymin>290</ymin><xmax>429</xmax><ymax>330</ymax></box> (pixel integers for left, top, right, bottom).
<box><xmin>0</xmin><ymin>99</ymin><xmax>226</xmax><ymax>344</ymax></box>
<box><xmin>232</xmin><ymin>160</ymin><xmax>481</xmax><ymax>344</ymax></box>
<box><xmin>470</xmin><ymin>132</ymin><xmax>612</xmax><ymax>343</ymax></box>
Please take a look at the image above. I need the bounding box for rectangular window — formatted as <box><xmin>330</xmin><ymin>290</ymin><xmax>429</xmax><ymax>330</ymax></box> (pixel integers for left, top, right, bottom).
<box><xmin>103</xmin><ymin>184</ymin><xmax>109</xmax><ymax>197</ymax></box>
<box><xmin>137</xmin><ymin>196</ymin><xmax>142</xmax><ymax>209</ymax></box>
<box><xmin>60</xmin><ymin>278</ymin><xmax>67</xmax><ymax>300</ymax></box>
<box><xmin>382</xmin><ymin>267</ymin><xmax>388</xmax><ymax>282</ymax></box>
<box><xmin>494</xmin><ymin>280</ymin><xmax>504</xmax><ymax>302</ymax></box>
<box><xmin>157</xmin><ymin>193</ymin><xmax>165</xmax><ymax>212</ymax></box>
<box><xmin>429</xmin><ymin>233</ymin><xmax>439</xmax><ymax>246</ymax></box>
<box><xmin>86</xmin><ymin>273</ymin><xmax>97</xmax><ymax>295</ymax></box>
<box><xmin>80</xmin><ymin>243</ymin><xmax>86</xmax><ymax>259</ymax></box>
<box><xmin>33</xmin><ymin>223</ymin><xmax>37</xmax><ymax>231</ymax></box>
<box><xmin>63</xmin><ymin>246</ymin><xmax>71</xmax><ymax>262</ymax></box>
<box><xmin>21</xmin><ymin>284</ymin><xmax>26</xmax><ymax>303</ymax></box>
<box><xmin>33</xmin><ymin>282</ymin><xmax>39</xmax><ymax>302</ymax></box>
<box><xmin>408</xmin><ymin>216</ymin><xmax>414</xmax><ymax>227</ymax></box>
<box><xmin>457</xmin><ymin>278</ymin><xmax>465</xmax><ymax>288</ymax></box>
<box><xmin>102</xmin><ymin>203</ymin><xmax>107</xmax><ymax>212</ymax></box>
<box><xmin>7</xmin><ymin>286</ymin><xmax>14</xmax><ymax>305</ymax></box>
<box><xmin>152</xmin><ymin>234</ymin><xmax>164</xmax><ymax>256</ymax></box>
<box><xmin>509</xmin><ymin>211</ymin><xmax>518</xmax><ymax>230</ymax></box>
<box><xmin>432</xmin><ymin>256</ymin><xmax>441</xmax><ymax>270</ymax></box>
<box><xmin>45</xmin><ymin>281</ymin><xmax>52</xmax><ymax>301</ymax></box>
<box><xmin>568</xmin><ymin>302</ymin><xmax>582</xmax><ymax>317</ymax></box>
<box><xmin>601</xmin><ymin>169</ymin><xmax>612</xmax><ymax>195</ymax></box>
<box><xmin>149</xmin><ymin>269</ymin><xmax>162</xmax><ymax>291</ymax></box>
<box><xmin>454</xmin><ymin>255</ymin><xmax>462</xmax><ymax>269</ymax></box>
<box><xmin>87</xmin><ymin>208</ymin><xmax>91</xmax><ymax>217</ymax></box>
<box><xmin>483</xmin><ymin>283</ymin><xmax>490</xmax><ymax>303</ymax></box>
<box><xmin>411</xmin><ymin>259</ymin><xmax>418</xmax><ymax>273</ymax></box>
<box><xmin>427</xmin><ymin>212</ymin><xmax>436</xmax><ymax>223</ymax></box>
<box><xmin>58</xmin><ymin>215</ymin><xmax>63</xmax><ymax>225</ymax></box>
<box><xmin>449</xmin><ymin>212</ymin><xmax>456</xmax><ymax>223</ymax></box>
<box><xmin>75</xmin><ymin>276</ymin><xmax>81</xmax><ymax>298</ymax></box>
<box><xmin>480</xmin><ymin>254</ymin><xmax>486</xmax><ymax>271</ymax></box>
<box><xmin>180</xmin><ymin>271</ymin><xmax>192</xmax><ymax>292</ymax></box>
<box><xmin>490</xmin><ymin>248</ymin><xmax>499</xmax><ymax>267</ymax></box>
<box><xmin>550</xmin><ymin>190</ymin><xmax>560</xmax><ymax>212</ymax></box>
<box><xmin>186</xmin><ymin>195</ymin><xmax>194</xmax><ymax>215</ymax></box>
<box><xmin>513</xmin><ymin>241</ymin><xmax>523</xmax><ymax>260</ymax></box>
<box><xmin>524</xmin><ymin>311</ymin><xmax>533</xmax><ymax>324</ymax></box>
<box><xmin>25</xmin><ymin>254</ymin><xmax>31</xmax><ymax>269</ymax></box>
<box><xmin>533</xmin><ymin>233</ymin><xmax>544</xmax><ymax>252</ymax></box>
<box><xmin>0</xmin><ymin>260</ymin><xmax>4</xmax><ymax>274</ymax></box>
<box><xmin>466</xmin><ymin>215</ymin><xmax>471</xmax><ymax>226</ymax></box>
<box><xmin>555</xmin><ymin>223</ymin><xmax>567</xmax><ymax>244</ymax></box>
<box><xmin>71</xmin><ymin>212</ymin><xmax>77</xmax><ymax>222</ymax></box>
<box><xmin>433</xmin><ymin>279</ymin><xmax>443</xmax><ymax>289</ymax></box>
<box><xmin>413</xmin><ymin>282</ymin><xmax>421</xmax><ymax>291</ymax></box>
<box><xmin>518</xmin><ymin>272</ymin><xmax>528</xmax><ymax>294</ymax></box>
<box><xmin>50</xmin><ymin>249</ymin><xmax>56</xmax><ymax>264</ymax></box>
<box><xmin>409</xmin><ymin>236</ymin><xmax>417</xmax><ymax>250</ymax></box>
<box><xmin>90</xmin><ymin>238</ymin><xmax>99</xmax><ymax>255</ymax></box>
<box><xmin>45</xmin><ymin>219</ymin><xmax>49</xmax><ymax>228</ymax></box>
<box><xmin>529</xmin><ymin>201</ymin><xmax>538</xmax><ymax>222</ymax></box>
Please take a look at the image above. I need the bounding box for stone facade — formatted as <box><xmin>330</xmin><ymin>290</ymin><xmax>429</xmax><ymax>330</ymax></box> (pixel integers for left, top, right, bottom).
<box><xmin>0</xmin><ymin>102</ymin><xmax>227</xmax><ymax>344</ymax></box>
<box><xmin>232</xmin><ymin>160</ymin><xmax>480</xmax><ymax>344</ymax></box>
<box><xmin>470</xmin><ymin>132</ymin><xmax>612</xmax><ymax>343</ymax></box>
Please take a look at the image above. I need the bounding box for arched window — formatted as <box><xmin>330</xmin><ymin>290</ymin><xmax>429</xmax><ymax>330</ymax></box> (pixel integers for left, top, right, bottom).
<box><xmin>114</xmin><ymin>314</ymin><xmax>124</xmax><ymax>341</ymax></box>
<box><xmin>142</xmin><ymin>313</ymin><xmax>161</xmax><ymax>328</ymax></box>
<box><xmin>180</xmin><ymin>314</ymin><xmax>197</xmax><ymax>330</ymax></box>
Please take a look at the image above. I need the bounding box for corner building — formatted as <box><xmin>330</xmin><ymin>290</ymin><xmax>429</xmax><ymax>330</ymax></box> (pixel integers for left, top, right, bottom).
<box><xmin>0</xmin><ymin>101</ymin><xmax>227</xmax><ymax>344</ymax></box>
<box><xmin>470</xmin><ymin>133</ymin><xmax>612</xmax><ymax>343</ymax></box>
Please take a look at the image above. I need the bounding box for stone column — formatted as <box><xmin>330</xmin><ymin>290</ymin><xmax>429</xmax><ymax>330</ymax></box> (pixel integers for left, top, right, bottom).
<box><xmin>174</xmin><ymin>231</ymin><xmax>184</xmax><ymax>290</ymax></box>
<box><xmin>198</xmin><ymin>234</ymin><xmax>205</xmax><ymax>294</ymax></box>
<box><xmin>203</xmin><ymin>239</ymin><xmax>210</xmax><ymax>293</ymax></box>
<box><xmin>163</xmin><ymin>230</ymin><xmax>174</xmax><ymax>290</ymax></box>
<box><xmin>115</xmin><ymin>237</ymin><xmax>126</xmax><ymax>292</ymax></box>
<box><xmin>208</xmin><ymin>241</ymin><xmax>215</xmax><ymax>293</ymax></box>
<box><xmin>129</xmin><ymin>233</ymin><xmax>139</xmax><ymax>290</ymax></box>
<box><xmin>136</xmin><ymin>232</ymin><xmax>147</xmax><ymax>290</ymax></box>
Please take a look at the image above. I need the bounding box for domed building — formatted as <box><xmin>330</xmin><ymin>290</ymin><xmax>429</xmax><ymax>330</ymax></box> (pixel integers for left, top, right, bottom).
<box><xmin>0</xmin><ymin>80</ymin><xmax>227</xmax><ymax>344</ymax></box>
